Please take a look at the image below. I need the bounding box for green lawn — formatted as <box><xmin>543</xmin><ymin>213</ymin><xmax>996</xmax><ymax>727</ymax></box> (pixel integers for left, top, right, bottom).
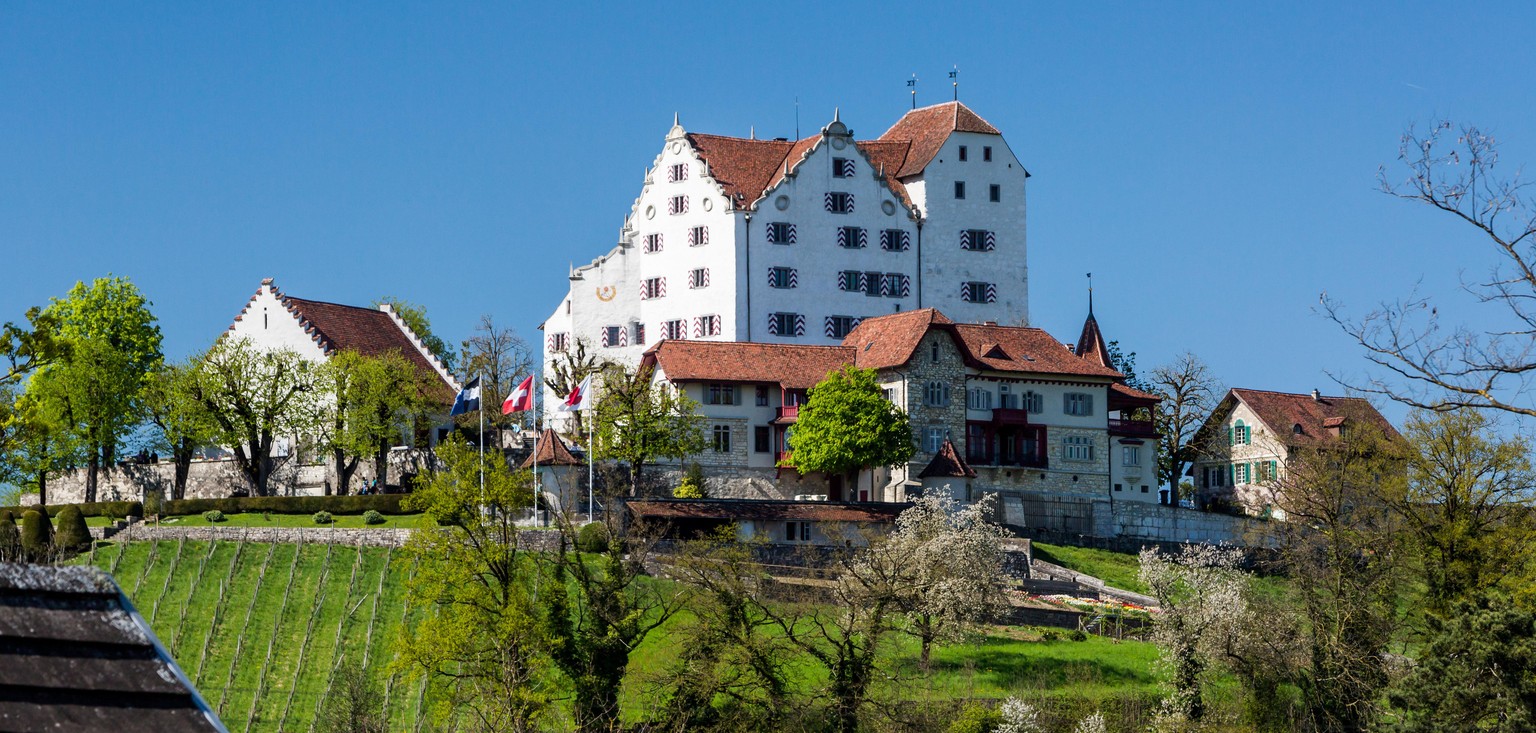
<box><xmin>1031</xmin><ymin>542</ymin><xmax>1151</xmax><ymax>594</ymax></box>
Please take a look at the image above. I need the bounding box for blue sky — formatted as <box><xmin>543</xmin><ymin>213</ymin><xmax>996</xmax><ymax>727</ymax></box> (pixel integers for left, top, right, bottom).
<box><xmin>4</xmin><ymin>2</ymin><xmax>1534</xmax><ymax>425</ymax></box>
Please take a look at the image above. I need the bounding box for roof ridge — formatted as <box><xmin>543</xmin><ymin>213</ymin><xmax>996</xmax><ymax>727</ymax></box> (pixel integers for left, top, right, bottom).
<box><xmin>1232</xmin><ymin>387</ymin><xmax>1364</xmax><ymax>399</ymax></box>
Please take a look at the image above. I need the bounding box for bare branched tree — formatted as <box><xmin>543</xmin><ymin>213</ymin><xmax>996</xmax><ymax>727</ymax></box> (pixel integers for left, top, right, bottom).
<box><xmin>458</xmin><ymin>316</ymin><xmax>532</xmax><ymax>437</ymax></box>
<box><xmin>1149</xmin><ymin>352</ymin><xmax>1222</xmax><ymax>500</ymax></box>
<box><xmin>1324</xmin><ymin>122</ymin><xmax>1536</xmax><ymax>416</ymax></box>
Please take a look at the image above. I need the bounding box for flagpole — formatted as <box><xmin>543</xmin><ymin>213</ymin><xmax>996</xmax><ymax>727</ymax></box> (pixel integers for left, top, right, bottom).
<box><xmin>478</xmin><ymin>371</ymin><xmax>485</xmax><ymax>512</ymax></box>
<box><xmin>587</xmin><ymin>407</ymin><xmax>594</xmax><ymax>525</ymax></box>
<box><xmin>533</xmin><ymin>386</ymin><xmax>541</xmax><ymax>525</ymax></box>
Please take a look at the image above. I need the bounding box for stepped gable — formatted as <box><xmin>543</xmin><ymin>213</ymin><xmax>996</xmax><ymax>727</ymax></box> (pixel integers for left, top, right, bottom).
<box><xmin>0</xmin><ymin>565</ymin><xmax>224</xmax><ymax>731</ymax></box>
<box><xmin>845</xmin><ymin>308</ymin><xmax>954</xmax><ymax>369</ymax></box>
<box><xmin>878</xmin><ymin>101</ymin><xmax>1001</xmax><ymax>178</ymax></box>
<box><xmin>1230</xmin><ymin>388</ymin><xmax>1399</xmax><ymax>445</ymax></box>
<box><xmin>951</xmin><ymin>323</ymin><xmax>1123</xmax><ymax>377</ymax></box>
<box><xmin>521</xmin><ymin>427</ymin><xmax>583</xmax><ymax>468</ymax></box>
<box><xmin>919</xmin><ymin>438</ymin><xmax>976</xmax><ymax>479</ymax></box>
<box><xmin>279</xmin><ymin>294</ymin><xmax>457</xmax><ymax>402</ymax></box>
<box><xmin>642</xmin><ymin>340</ymin><xmax>855</xmax><ymax>390</ymax></box>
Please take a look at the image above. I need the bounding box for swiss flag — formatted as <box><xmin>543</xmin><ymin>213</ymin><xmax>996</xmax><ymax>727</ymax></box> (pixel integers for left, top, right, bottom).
<box><xmin>501</xmin><ymin>375</ymin><xmax>534</xmax><ymax>414</ymax></box>
<box><xmin>561</xmin><ymin>375</ymin><xmax>593</xmax><ymax>412</ymax></box>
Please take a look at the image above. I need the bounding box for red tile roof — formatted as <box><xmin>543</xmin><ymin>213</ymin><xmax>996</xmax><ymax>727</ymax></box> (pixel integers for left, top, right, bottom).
<box><xmin>279</xmin><ymin>295</ymin><xmax>457</xmax><ymax>403</ymax></box>
<box><xmin>642</xmin><ymin>340</ymin><xmax>855</xmax><ymax>390</ymax></box>
<box><xmin>685</xmin><ymin>133</ymin><xmax>798</xmax><ymax>207</ymax></box>
<box><xmin>1228</xmin><ymin>388</ymin><xmax>1399</xmax><ymax>446</ymax></box>
<box><xmin>1111</xmin><ymin>382</ymin><xmax>1162</xmax><ymax>402</ymax></box>
<box><xmin>520</xmin><ymin>427</ymin><xmax>583</xmax><ymax>468</ymax></box>
<box><xmin>846</xmin><ymin>308</ymin><xmax>954</xmax><ymax>370</ymax></box>
<box><xmin>877</xmin><ymin>101</ymin><xmax>1001</xmax><ymax>177</ymax></box>
<box><xmin>948</xmin><ymin>323</ymin><xmax>1123</xmax><ymax>378</ymax></box>
<box><xmin>1074</xmin><ymin>313</ymin><xmax>1114</xmax><ymax>370</ymax></box>
<box><xmin>854</xmin><ymin>139</ymin><xmax>917</xmax><ymax>209</ymax></box>
<box><xmin>919</xmin><ymin>439</ymin><xmax>976</xmax><ymax>479</ymax></box>
<box><xmin>629</xmin><ymin>499</ymin><xmax>908</xmax><ymax>524</ymax></box>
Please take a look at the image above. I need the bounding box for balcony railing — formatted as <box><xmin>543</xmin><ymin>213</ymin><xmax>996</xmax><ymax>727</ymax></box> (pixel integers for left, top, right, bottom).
<box><xmin>776</xmin><ymin>405</ymin><xmax>800</xmax><ymax>422</ymax></box>
<box><xmin>966</xmin><ymin>452</ymin><xmax>1049</xmax><ymax>470</ymax></box>
<box><xmin>1108</xmin><ymin>418</ymin><xmax>1158</xmax><ymax>437</ymax></box>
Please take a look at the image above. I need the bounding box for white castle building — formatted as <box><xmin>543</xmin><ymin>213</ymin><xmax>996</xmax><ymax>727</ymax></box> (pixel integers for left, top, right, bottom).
<box><xmin>540</xmin><ymin>101</ymin><xmax>1030</xmax><ymax>402</ymax></box>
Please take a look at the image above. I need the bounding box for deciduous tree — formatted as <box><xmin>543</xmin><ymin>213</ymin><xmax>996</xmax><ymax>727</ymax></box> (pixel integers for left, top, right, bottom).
<box><xmin>784</xmin><ymin>365</ymin><xmax>914</xmax><ymax>500</ymax></box>
<box><xmin>318</xmin><ymin>350</ymin><xmax>433</xmax><ymax>495</ymax></box>
<box><xmin>375</xmin><ymin>296</ymin><xmax>455</xmax><ymax>373</ymax></box>
<box><xmin>1139</xmin><ymin>543</ymin><xmax>1249</xmax><ymax>722</ymax></box>
<box><xmin>1149</xmin><ymin>353</ymin><xmax>1222</xmax><ymax>500</ymax></box>
<box><xmin>591</xmin><ymin>364</ymin><xmax>705</xmax><ymax>496</ymax></box>
<box><xmin>458</xmin><ymin>316</ymin><xmax>532</xmax><ymax>438</ymax></box>
<box><xmin>143</xmin><ymin>361</ymin><xmax>218</xmax><ymax>500</ymax></box>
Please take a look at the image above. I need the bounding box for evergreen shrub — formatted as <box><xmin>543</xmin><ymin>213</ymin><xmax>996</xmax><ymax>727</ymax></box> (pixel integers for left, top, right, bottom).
<box><xmin>361</xmin><ymin>510</ymin><xmax>385</xmax><ymax>525</ymax></box>
<box><xmin>946</xmin><ymin>703</ymin><xmax>1002</xmax><ymax>733</ymax></box>
<box><xmin>20</xmin><ymin>510</ymin><xmax>53</xmax><ymax>561</ymax></box>
<box><xmin>0</xmin><ymin>515</ymin><xmax>20</xmax><ymax>561</ymax></box>
<box><xmin>203</xmin><ymin>510</ymin><xmax>226</xmax><ymax>523</ymax></box>
<box><xmin>313</xmin><ymin>511</ymin><xmax>334</xmax><ymax>525</ymax></box>
<box><xmin>164</xmin><ymin>494</ymin><xmax>407</xmax><ymax>517</ymax></box>
<box><xmin>53</xmin><ymin>505</ymin><xmax>91</xmax><ymax>553</ymax></box>
<box><xmin>576</xmin><ymin>522</ymin><xmax>609</xmax><ymax>553</ymax></box>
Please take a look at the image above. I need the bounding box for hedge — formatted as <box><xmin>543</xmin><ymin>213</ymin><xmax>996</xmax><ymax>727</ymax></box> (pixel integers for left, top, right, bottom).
<box><xmin>0</xmin><ymin>501</ymin><xmax>143</xmax><ymax>520</ymax></box>
<box><xmin>161</xmin><ymin>494</ymin><xmax>410</xmax><ymax>517</ymax></box>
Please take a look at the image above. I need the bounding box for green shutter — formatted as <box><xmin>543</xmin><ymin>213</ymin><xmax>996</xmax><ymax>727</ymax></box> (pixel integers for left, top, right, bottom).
<box><xmin>1227</xmin><ymin>427</ymin><xmax>1234</xmax><ymax>446</ymax></box>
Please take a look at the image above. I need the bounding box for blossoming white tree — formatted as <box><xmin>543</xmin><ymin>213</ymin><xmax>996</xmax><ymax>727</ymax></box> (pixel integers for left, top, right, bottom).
<box><xmin>1138</xmin><ymin>543</ymin><xmax>1248</xmax><ymax>722</ymax></box>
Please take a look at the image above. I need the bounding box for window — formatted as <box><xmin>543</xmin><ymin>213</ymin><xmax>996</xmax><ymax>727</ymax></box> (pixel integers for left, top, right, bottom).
<box><xmin>1064</xmin><ymin>392</ymin><xmax>1094</xmax><ymax>416</ymax></box>
<box><xmin>925</xmin><ymin>427</ymin><xmax>945</xmax><ymax>453</ymax></box>
<box><xmin>767</xmin><ymin>222</ymin><xmax>796</xmax><ymax>244</ymax></box>
<box><xmin>884</xmin><ymin>273</ymin><xmax>910</xmax><ymax>298</ymax></box>
<box><xmin>863</xmin><ymin>271</ymin><xmax>884</xmax><ymax>297</ymax></box>
<box><xmin>838</xmin><ymin>226</ymin><xmax>867</xmax><ymax>249</ymax></box>
<box><xmin>1115</xmin><ymin>483</ymin><xmax>1123</xmax><ymax>492</ymax></box>
<box><xmin>1024</xmin><ymin>391</ymin><xmax>1043</xmax><ymax>413</ymax></box>
<box><xmin>768</xmin><ymin>312</ymin><xmax>804</xmax><ymax>337</ymax></box>
<box><xmin>880</xmin><ymin>229</ymin><xmax>910</xmax><ymax>251</ymax></box>
<box><xmin>768</xmin><ymin>266</ymin><xmax>797</xmax><ymax>289</ymax></box>
<box><xmin>989</xmin><ymin>184</ymin><xmax>1001</xmax><ymax>202</ymax></box>
<box><xmin>1063</xmin><ymin>435</ymin><xmax>1095</xmax><ymax>461</ymax></box>
<box><xmin>1141</xmin><ymin>485</ymin><xmax>1149</xmax><ymax>493</ymax></box>
<box><xmin>755</xmin><ymin>386</ymin><xmax>769</xmax><ymax>407</ymax></box>
<box><xmin>1123</xmin><ymin>446</ymin><xmax>1141</xmax><ymax>466</ymax></box>
<box><xmin>668</xmin><ymin>163</ymin><xmax>688</xmax><ymax>182</ymax></box>
<box><xmin>962</xmin><ymin>281</ymin><xmax>996</xmax><ymax>303</ymax></box>
<box><xmin>784</xmin><ymin>521</ymin><xmax>810</xmax><ymax>542</ymax></box>
<box><xmin>825</xmin><ymin>316</ymin><xmax>859</xmax><ymax>339</ymax></box>
<box><xmin>833</xmin><ymin>157</ymin><xmax>855</xmax><ymax>177</ymax></box>
<box><xmin>694</xmin><ymin>314</ymin><xmax>721</xmax><ymax>337</ymax></box>
<box><xmin>712</xmin><ymin>425</ymin><xmax>732</xmax><ymax>453</ymax></box>
<box><xmin>1258</xmin><ymin>460</ymin><xmax>1278</xmax><ymax>481</ymax></box>
<box><xmin>601</xmin><ymin>325</ymin><xmax>626</xmax><ymax>348</ymax></box>
<box><xmin>961</xmin><ymin>229</ymin><xmax>996</xmax><ymax>251</ymax></box>
<box><xmin>633</xmin><ymin>323</ymin><xmax>645</xmax><ymax>344</ymax></box>
<box><xmin>641</xmin><ymin>277</ymin><xmax>666</xmax><ymax>300</ymax></box>
<box><xmin>548</xmin><ymin>332</ymin><xmax>569</xmax><ymax>352</ymax></box>
<box><xmin>706</xmin><ymin>384</ymin><xmax>738</xmax><ymax>405</ymax></box>
<box><xmin>954</xmin><ymin>181</ymin><xmax>966</xmax><ymax>199</ymax></box>
<box><xmin>656</xmin><ymin>319</ymin><xmax>684</xmax><ymax>340</ymax></box>
<box><xmin>930</xmin><ymin>341</ymin><xmax>940</xmax><ymax>363</ymax></box>
<box><xmin>1229</xmin><ymin>421</ymin><xmax>1252</xmax><ymax>445</ymax></box>
<box><xmin>668</xmin><ymin>195</ymin><xmax>688</xmax><ymax>215</ymax></box>
<box><xmin>838</xmin><ymin>271</ymin><xmax>862</xmax><ymax>292</ymax></box>
<box><xmin>967</xmin><ymin>388</ymin><xmax>993</xmax><ymax>410</ymax></box>
<box><xmin>983</xmin><ymin>146</ymin><xmax>992</xmax><ymax>162</ymax></box>
<box><xmin>924</xmin><ymin>381</ymin><xmax>951</xmax><ymax>407</ymax></box>
<box><xmin>688</xmin><ymin>268</ymin><xmax>709</xmax><ymax>289</ymax></box>
<box><xmin>1234</xmin><ymin>463</ymin><xmax>1250</xmax><ymax>484</ymax></box>
<box><xmin>689</xmin><ymin>226</ymin><xmax>709</xmax><ymax>246</ymax></box>
<box><xmin>643</xmin><ymin>233</ymin><xmax>662</xmax><ymax>253</ymax></box>
<box><xmin>882</xmin><ymin>388</ymin><xmax>894</xmax><ymax>402</ymax></box>
<box><xmin>825</xmin><ymin>192</ymin><xmax>853</xmax><ymax>213</ymax></box>
<box><xmin>958</xmin><ymin>145</ymin><xmax>968</xmax><ymax>161</ymax></box>
<box><xmin>754</xmin><ymin>426</ymin><xmax>771</xmax><ymax>453</ymax></box>
<box><xmin>998</xmin><ymin>384</ymin><xmax>1018</xmax><ymax>409</ymax></box>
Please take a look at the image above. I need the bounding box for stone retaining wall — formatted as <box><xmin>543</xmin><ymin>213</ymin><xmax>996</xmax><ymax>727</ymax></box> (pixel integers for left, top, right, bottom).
<box><xmin>102</xmin><ymin>524</ymin><xmax>566</xmax><ymax>551</ymax></box>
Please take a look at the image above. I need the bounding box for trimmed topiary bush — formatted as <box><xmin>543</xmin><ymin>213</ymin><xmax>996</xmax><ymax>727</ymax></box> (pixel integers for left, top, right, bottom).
<box><xmin>20</xmin><ymin>510</ymin><xmax>53</xmax><ymax>561</ymax></box>
<box><xmin>361</xmin><ymin>510</ymin><xmax>385</xmax><ymax>526</ymax></box>
<box><xmin>576</xmin><ymin>521</ymin><xmax>609</xmax><ymax>553</ymax></box>
<box><xmin>53</xmin><ymin>505</ymin><xmax>91</xmax><ymax>553</ymax></box>
<box><xmin>162</xmin><ymin>493</ymin><xmax>409</xmax><ymax>518</ymax></box>
<box><xmin>202</xmin><ymin>510</ymin><xmax>226</xmax><ymax>523</ymax></box>
<box><xmin>0</xmin><ymin>501</ymin><xmax>144</xmax><ymax>520</ymax></box>
<box><xmin>312</xmin><ymin>511</ymin><xmax>334</xmax><ymax>525</ymax></box>
<box><xmin>0</xmin><ymin>515</ymin><xmax>20</xmax><ymax>561</ymax></box>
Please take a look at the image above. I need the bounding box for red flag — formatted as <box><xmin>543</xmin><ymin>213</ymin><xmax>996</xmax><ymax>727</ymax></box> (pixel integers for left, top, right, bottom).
<box><xmin>502</xmin><ymin>375</ymin><xmax>534</xmax><ymax>414</ymax></box>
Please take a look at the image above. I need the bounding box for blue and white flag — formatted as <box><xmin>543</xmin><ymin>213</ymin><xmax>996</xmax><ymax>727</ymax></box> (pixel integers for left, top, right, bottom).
<box><xmin>449</xmin><ymin>376</ymin><xmax>481</xmax><ymax>416</ymax></box>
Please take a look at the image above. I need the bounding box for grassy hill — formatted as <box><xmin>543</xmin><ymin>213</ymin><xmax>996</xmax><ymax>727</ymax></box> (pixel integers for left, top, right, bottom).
<box><xmin>87</xmin><ymin>539</ymin><xmax>1166</xmax><ymax>732</ymax></box>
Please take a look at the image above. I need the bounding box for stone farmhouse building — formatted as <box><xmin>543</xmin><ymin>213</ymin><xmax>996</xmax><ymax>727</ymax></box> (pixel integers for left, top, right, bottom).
<box><xmin>637</xmin><ymin>306</ymin><xmax>1165</xmax><ymax>532</ymax></box>
<box><xmin>540</xmin><ymin>101</ymin><xmax>1032</xmax><ymax>414</ymax></box>
<box><xmin>1188</xmin><ymin>388</ymin><xmax>1398</xmax><ymax>517</ymax></box>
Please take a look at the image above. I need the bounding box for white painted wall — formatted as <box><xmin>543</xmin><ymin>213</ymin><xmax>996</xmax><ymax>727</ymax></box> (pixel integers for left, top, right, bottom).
<box><xmin>226</xmin><ymin>284</ymin><xmax>329</xmax><ymax>362</ymax></box>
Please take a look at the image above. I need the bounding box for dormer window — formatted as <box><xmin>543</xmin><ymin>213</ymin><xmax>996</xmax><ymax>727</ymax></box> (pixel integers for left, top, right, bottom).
<box><xmin>1293</xmin><ymin>423</ymin><xmax>1304</xmax><ymax>435</ymax></box>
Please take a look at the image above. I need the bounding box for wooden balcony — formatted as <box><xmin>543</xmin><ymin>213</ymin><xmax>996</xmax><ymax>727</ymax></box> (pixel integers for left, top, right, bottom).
<box><xmin>1108</xmin><ymin>418</ymin><xmax>1158</xmax><ymax>438</ymax></box>
<box><xmin>775</xmin><ymin>405</ymin><xmax>800</xmax><ymax>423</ymax></box>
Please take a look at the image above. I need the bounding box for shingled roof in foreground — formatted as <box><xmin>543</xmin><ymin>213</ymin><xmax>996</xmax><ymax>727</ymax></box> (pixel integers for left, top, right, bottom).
<box><xmin>0</xmin><ymin>564</ymin><xmax>225</xmax><ymax>732</ymax></box>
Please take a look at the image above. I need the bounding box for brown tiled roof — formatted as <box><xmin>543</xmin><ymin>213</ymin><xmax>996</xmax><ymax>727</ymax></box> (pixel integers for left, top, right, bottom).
<box><xmin>878</xmin><ymin>101</ymin><xmax>1001</xmax><ymax>177</ymax></box>
<box><xmin>919</xmin><ymin>439</ymin><xmax>976</xmax><ymax>478</ymax></box>
<box><xmin>520</xmin><ymin>427</ymin><xmax>583</xmax><ymax>468</ymax></box>
<box><xmin>846</xmin><ymin>308</ymin><xmax>954</xmax><ymax>369</ymax></box>
<box><xmin>949</xmin><ymin>323</ymin><xmax>1123</xmax><ymax>378</ymax></box>
<box><xmin>685</xmin><ymin>133</ymin><xmax>798</xmax><ymax>207</ymax></box>
<box><xmin>642</xmin><ymin>340</ymin><xmax>855</xmax><ymax>390</ymax></box>
<box><xmin>1111</xmin><ymin>382</ymin><xmax>1162</xmax><ymax>402</ymax></box>
<box><xmin>629</xmin><ymin>499</ymin><xmax>908</xmax><ymax>524</ymax></box>
<box><xmin>1074</xmin><ymin>313</ymin><xmax>1114</xmax><ymax>370</ymax></box>
<box><xmin>854</xmin><ymin>139</ymin><xmax>916</xmax><ymax>209</ymax></box>
<box><xmin>280</xmin><ymin>295</ymin><xmax>457</xmax><ymax>403</ymax></box>
<box><xmin>0</xmin><ymin>565</ymin><xmax>223</xmax><ymax>731</ymax></box>
<box><xmin>1229</xmin><ymin>388</ymin><xmax>1399</xmax><ymax>445</ymax></box>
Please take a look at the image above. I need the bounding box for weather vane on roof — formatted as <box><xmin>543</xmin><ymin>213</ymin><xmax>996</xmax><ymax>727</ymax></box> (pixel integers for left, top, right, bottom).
<box><xmin>950</xmin><ymin>66</ymin><xmax>959</xmax><ymax>101</ymax></box>
<box><xmin>908</xmin><ymin>73</ymin><xmax>918</xmax><ymax>110</ymax></box>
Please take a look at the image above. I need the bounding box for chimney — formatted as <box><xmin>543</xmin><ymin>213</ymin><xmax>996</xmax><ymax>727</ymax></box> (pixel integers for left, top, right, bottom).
<box><xmin>1311</xmin><ymin>389</ymin><xmax>1321</xmax><ymax>401</ymax></box>
<box><xmin>984</xmin><ymin>320</ymin><xmax>997</xmax><ymax>326</ymax></box>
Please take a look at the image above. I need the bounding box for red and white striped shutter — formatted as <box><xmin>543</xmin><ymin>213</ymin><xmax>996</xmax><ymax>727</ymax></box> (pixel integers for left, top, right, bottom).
<box><xmin>824</xmin><ymin>192</ymin><xmax>834</xmax><ymax>212</ymax></box>
<box><xmin>793</xmin><ymin>314</ymin><xmax>806</xmax><ymax>336</ymax></box>
<box><xmin>837</xmin><ymin>227</ymin><xmax>849</xmax><ymax>248</ymax></box>
<box><xmin>601</xmin><ymin>328</ymin><xmax>612</xmax><ymax>348</ymax></box>
<box><xmin>899</xmin><ymin>275</ymin><xmax>911</xmax><ymax>297</ymax></box>
<box><xmin>985</xmin><ymin>283</ymin><xmax>997</xmax><ymax>303</ymax></box>
<box><xmin>787</xmin><ymin>224</ymin><xmax>796</xmax><ymax>243</ymax></box>
<box><xmin>984</xmin><ymin>231</ymin><xmax>996</xmax><ymax>251</ymax></box>
<box><xmin>960</xmin><ymin>230</ymin><xmax>971</xmax><ymax>250</ymax></box>
<box><xmin>839</xmin><ymin>158</ymin><xmax>856</xmax><ymax>177</ymax></box>
<box><xmin>900</xmin><ymin>231</ymin><xmax>910</xmax><ymax>250</ymax></box>
<box><xmin>880</xmin><ymin>274</ymin><xmax>892</xmax><ymax>296</ymax></box>
<box><xmin>787</xmin><ymin>268</ymin><xmax>798</xmax><ymax>288</ymax></box>
<box><xmin>659</xmin><ymin>278</ymin><xmax>667</xmax><ymax>298</ymax></box>
<box><xmin>767</xmin><ymin>314</ymin><xmax>780</xmax><ymax>336</ymax></box>
<box><xmin>692</xmin><ymin>317</ymin><xmax>703</xmax><ymax>338</ymax></box>
<box><xmin>857</xmin><ymin>228</ymin><xmax>868</xmax><ymax>248</ymax></box>
<box><xmin>702</xmin><ymin>269</ymin><xmax>710</xmax><ymax>287</ymax></box>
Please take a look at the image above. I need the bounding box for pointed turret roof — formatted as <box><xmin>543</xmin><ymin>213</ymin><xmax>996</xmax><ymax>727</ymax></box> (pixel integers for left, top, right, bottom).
<box><xmin>520</xmin><ymin>428</ymin><xmax>583</xmax><ymax>468</ymax></box>
<box><xmin>919</xmin><ymin>438</ymin><xmax>976</xmax><ymax>479</ymax></box>
<box><xmin>1074</xmin><ymin>310</ymin><xmax>1114</xmax><ymax>370</ymax></box>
